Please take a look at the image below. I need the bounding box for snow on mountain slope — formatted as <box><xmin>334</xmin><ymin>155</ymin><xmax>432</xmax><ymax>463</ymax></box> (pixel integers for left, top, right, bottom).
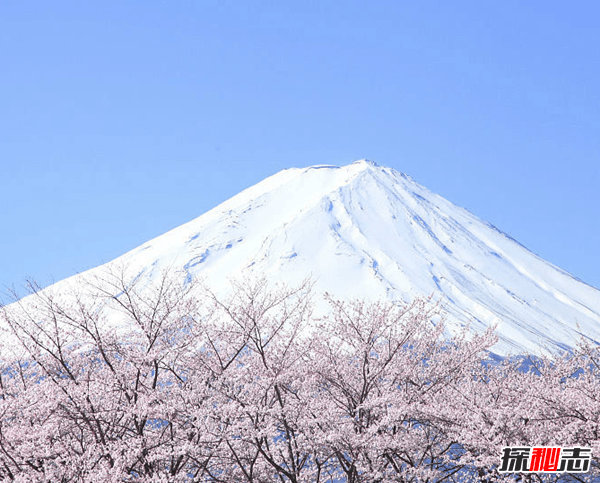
<box><xmin>7</xmin><ymin>160</ymin><xmax>600</xmax><ymax>355</ymax></box>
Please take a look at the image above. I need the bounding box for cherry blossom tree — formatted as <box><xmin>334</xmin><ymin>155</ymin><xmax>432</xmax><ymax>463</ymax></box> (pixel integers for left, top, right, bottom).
<box><xmin>0</xmin><ymin>268</ymin><xmax>598</xmax><ymax>482</ymax></box>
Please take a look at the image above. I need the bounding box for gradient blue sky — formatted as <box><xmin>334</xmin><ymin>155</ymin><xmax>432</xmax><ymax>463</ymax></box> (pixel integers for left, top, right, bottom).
<box><xmin>1</xmin><ymin>1</ymin><xmax>599</xmax><ymax>300</ymax></box>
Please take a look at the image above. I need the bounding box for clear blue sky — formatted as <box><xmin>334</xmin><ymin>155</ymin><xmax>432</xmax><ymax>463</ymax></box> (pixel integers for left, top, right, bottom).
<box><xmin>1</xmin><ymin>1</ymin><xmax>599</xmax><ymax>300</ymax></box>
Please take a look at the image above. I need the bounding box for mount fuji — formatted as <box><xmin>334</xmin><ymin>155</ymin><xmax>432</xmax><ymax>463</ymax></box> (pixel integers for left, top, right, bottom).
<box><xmin>11</xmin><ymin>160</ymin><xmax>600</xmax><ymax>355</ymax></box>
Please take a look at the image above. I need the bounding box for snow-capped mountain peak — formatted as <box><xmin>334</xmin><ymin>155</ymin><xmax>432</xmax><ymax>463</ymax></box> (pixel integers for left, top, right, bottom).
<box><xmin>10</xmin><ymin>161</ymin><xmax>600</xmax><ymax>355</ymax></box>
